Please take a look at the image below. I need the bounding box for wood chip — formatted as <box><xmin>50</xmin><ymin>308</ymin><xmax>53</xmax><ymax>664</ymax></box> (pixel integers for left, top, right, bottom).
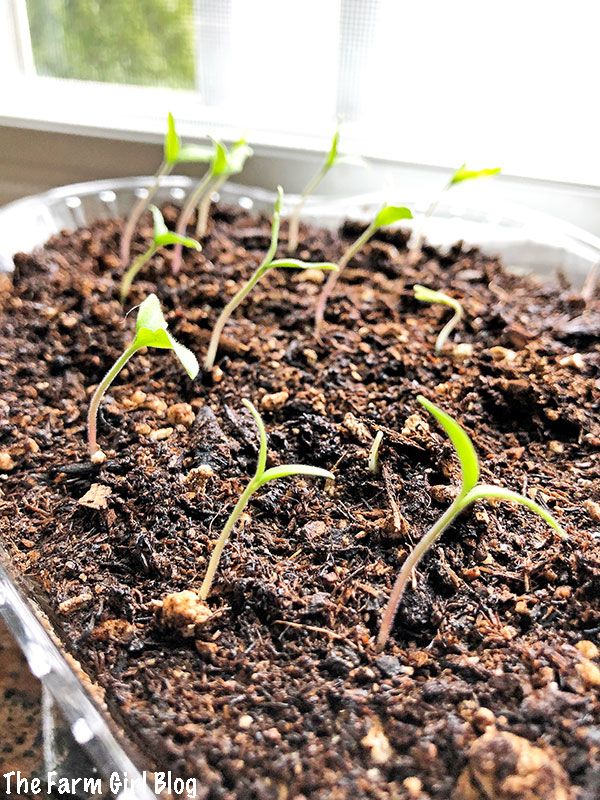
<box><xmin>78</xmin><ymin>483</ymin><xmax>112</xmax><ymax>510</ymax></box>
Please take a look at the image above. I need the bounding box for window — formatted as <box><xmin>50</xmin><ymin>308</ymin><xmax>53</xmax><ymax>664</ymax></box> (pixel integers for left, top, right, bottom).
<box><xmin>3</xmin><ymin>0</ymin><xmax>600</xmax><ymax>186</ymax></box>
<box><xmin>25</xmin><ymin>0</ymin><xmax>196</xmax><ymax>89</ymax></box>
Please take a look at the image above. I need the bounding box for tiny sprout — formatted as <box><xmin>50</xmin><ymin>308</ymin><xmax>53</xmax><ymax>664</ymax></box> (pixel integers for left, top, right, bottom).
<box><xmin>368</xmin><ymin>430</ymin><xmax>384</xmax><ymax>474</ymax></box>
<box><xmin>204</xmin><ymin>186</ymin><xmax>338</xmax><ymax>372</ymax></box>
<box><xmin>449</xmin><ymin>164</ymin><xmax>502</xmax><ymax>186</ymax></box>
<box><xmin>314</xmin><ymin>203</ymin><xmax>413</xmax><ymax>338</ymax></box>
<box><xmin>411</xmin><ymin>162</ymin><xmax>501</xmax><ymax>258</ymax></box>
<box><xmin>120</xmin><ymin>205</ymin><xmax>201</xmax><ymax>302</ymax></box>
<box><xmin>120</xmin><ymin>112</ymin><xmax>213</xmax><ymax>266</ymax></box>
<box><xmin>287</xmin><ymin>126</ymin><xmax>366</xmax><ymax>253</ymax></box>
<box><xmin>87</xmin><ymin>294</ymin><xmax>198</xmax><ymax>457</ymax></box>
<box><xmin>172</xmin><ymin>138</ymin><xmax>253</xmax><ymax>272</ymax></box>
<box><xmin>413</xmin><ymin>284</ymin><xmax>464</xmax><ymax>353</ymax></box>
<box><xmin>377</xmin><ymin>395</ymin><xmax>567</xmax><ymax>649</ymax></box>
<box><xmin>199</xmin><ymin>399</ymin><xmax>334</xmax><ymax>599</ymax></box>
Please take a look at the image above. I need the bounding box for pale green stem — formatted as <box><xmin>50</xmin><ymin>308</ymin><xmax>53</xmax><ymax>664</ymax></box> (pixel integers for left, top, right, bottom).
<box><xmin>120</xmin><ymin>244</ymin><xmax>158</xmax><ymax>303</ymax></box>
<box><xmin>204</xmin><ymin>263</ymin><xmax>269</xmax><ymax>371</ymax></box>
<box><xmin>314</xmin><ymin>221</ymin><xmax>377</xmax><ymax>338</ymax></box>
<box><xmin>196</xmin><ymin>175</ymin><xmax>226</xmax><ymax>238</ymax></box>
<box><xmin>120</xmin><ymin>162</ymin><xmax>171</xmax><ymax>267</ymax></box>
<box><xmin>172</xmin><ymin>169</ymin><xmax>214</xmax><ymax>273</ymax></box>
<box><xmin>199</xmin><ymin>480</ymin><xmax>257</xmax><ymax>600</ymax></box>
<box><xmin>204</xmin><ymin>204</ymin><xmax>282</xmax><ymax>371</ymax></box>
<box><xmin>87</xmin><ymin>342</ymin><xmax>140</xmax><ymax>456</ymax></box>
<box><xmin>377</xmin><ymin>494</ymin><xmax>464</xmax><ymax>649</ymax></box>
<box><xmin>377</xmin><ymin>483</ymin><xmax>565</xmax><ymax>648</ymax></box>
<box><xmin>287</xmin><ymin>165</ymin><xmax>328</xmax><ymax>254</ymax></box>
<box><xmin>435</xmin><ymin>306</ymin><xmax>463</xmax><ymax>353</ymax></box>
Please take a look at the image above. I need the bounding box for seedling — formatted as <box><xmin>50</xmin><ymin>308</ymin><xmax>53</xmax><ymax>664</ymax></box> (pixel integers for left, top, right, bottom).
<box><xmin>287</xmin><ymin>126</ymin><xmax>365</xmax><ymax>253</ymax></box>
<box><xmin>120</xmin><ymin>205</ymin><xmax>201</xmax><ymax>302</ymax></box>
<box><xmin>120</xmin><ymin>113</ymin><xmax>212</xmax><ymax>266</ymax></box>
<box><xmin>411</xmin><ymin>162</ymin><xmax>501</xmax><ymax>258</ymax></box>
<box><xmin>204</xmin><ymin>186</ymin><xmax>338</xmax><ymax>372</ymax></box>
<box><xmin>413</xmin><ymin>284</ymin><xmax>464</xmax><ymax>353</ymax></box>
<box><xmin>368</xmin><ymin>430</ymin><xmax>384</xmax><ymax>474</ymax></box>
<box><xmin>377</xmin><ymin>395</ymin><xmax>567</xmax><ymax>649</ymax></box>
<box><xmin>314</xmin><ymin>203</ymin><xmax>413</xmax><ymax>337</ymax></box>
<box><xmin>172</xmin><ymin>138</ymin><xmax>253</xmax><ymax>272</ymax></box>
<box><xmin>87</xmin><ymin>294</ymin><xmax>199</xmax><ymax>457</ymax></box>
<box><xmin>199</xmin><ymin>399</ymin><xmax>334</xmax><ymax>599</ymax></box>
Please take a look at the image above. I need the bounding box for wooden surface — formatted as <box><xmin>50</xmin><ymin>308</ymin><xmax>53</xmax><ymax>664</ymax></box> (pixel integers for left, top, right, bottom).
<box><xmin>0</xmin><ymin>617</ymin><xmax>43</xmax><ymax>774</ymax></box>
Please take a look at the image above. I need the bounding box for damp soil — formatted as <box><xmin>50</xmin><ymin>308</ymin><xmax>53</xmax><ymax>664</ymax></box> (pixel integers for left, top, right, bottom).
<box><xmin>0</xmin><ymin>203</ymin><xmax>599</xmax><ymax>800</ymax></box>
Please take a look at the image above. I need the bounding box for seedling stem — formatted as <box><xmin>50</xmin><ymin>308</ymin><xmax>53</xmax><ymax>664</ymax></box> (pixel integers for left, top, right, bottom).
<box><xmin>199</xmin><ymin>399</ymin><xmax>334</xmax><ymax>599</ymax></box>
<box><xmin>120</xmin><ymin>206</ymin><xmax>200</xmax><ymax>302</ymax></box>
<box><xmin>204</xmin><ymin>186</ymin><xmax>337</xmax><ymax>371</ymax></box>
<box><xmin>87</xmin><ymin>294</ymin><xmax>199</xmax><ymax>457</ymax></box>
<box><xmin>410</xmin><ymin>163</ymin><xmax>500</xmax><ymax>259</ymax></box>
<box><xmin>314</xmin><ymin>204</ymin><xmax>412</xmax><ymax>338</ymax></box>
<box><xmin>377</xmin><ymin>395</ymin><xmax>566</xmax><ymax>649</ymax></box>
<box><xmin>413</xmin><ymin>284</ymin><xmax>464</xmax><ymax>353</ymax></box>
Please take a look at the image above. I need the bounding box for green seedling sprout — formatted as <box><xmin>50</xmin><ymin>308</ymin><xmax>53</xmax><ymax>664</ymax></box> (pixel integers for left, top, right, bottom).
<box><xmin>87</xmin><ymin>293</ymin><xmax>199</xmax><ymax>458</ymax></box>
<box><xmin>368</xmin><ymin>430</ymin><xmax>384</xmax><ymax>474</ymax></box>
<box><xmin>377</xmin><ymin>395</ymin><xmax>567</xmax><ymax>649</ymax></box>
<box><xmin>287</xmin><ymin>127</ymin><xmax>365</xmax><ymax>253</ymax></box>
<box><xmin>120</xmin><ymin>205</ymin><xmax>201</xmax><ymax>302</ymax></box>
<box><xmin>413</xmin><ymin>284</ymin><xmax>464</xmax><ymax>353</ymax></box>
<box><xmin>172</xmin><ymin>138</ymin><xmax>253</xmax><ymax>272</ymax></box>
<box><xmin>199</xmin><ymin>399</ymin><xmax>334</xmax><ymax>599</ymax></box>
<box><xmin>314</xmin><ymin>203</ymin><xmax>413</xmax><ymax>338</ymax></box>
<box><xmin>120</xmin><ymin>112</ymin><xmax>212</xmax><ymax>267</ymax></box>
<box><xmin>411</xmin><ymin>162</ymin><xmax>501</xmax><ymax>259</ymax></box>
<box><xmin>204</xmin><ymin>185</ymin><xmax>338</xmax><ymax>372</ymax></box>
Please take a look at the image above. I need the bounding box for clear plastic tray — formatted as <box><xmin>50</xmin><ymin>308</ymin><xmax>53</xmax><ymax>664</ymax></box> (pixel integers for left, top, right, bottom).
<box><xmin>0</xmin><ymin>177</ymin><xmax>599</xmax><ymax>799</ymax></box>
<box><xmin>2</xmin><ymin>176</ymin><xmax>600</xmax><ymax>283</ymax></box>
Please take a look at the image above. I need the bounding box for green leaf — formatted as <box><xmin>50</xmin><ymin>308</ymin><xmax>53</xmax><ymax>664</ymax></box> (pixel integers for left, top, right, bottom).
<box><xmin>269</xmin><ymin>258</ymin><xmax>338</xmax><ymax>271</ymax></box>
<box><xmin>417</xmin><ymin>395</ymin><xmax>480</xmax><ymax>495</ymax></box>
<box><xmin>413</xmin><ymin>284</ymin><xmax>462</xmax><ymax>314</ymax></box>
<box><xmin>374</xmin><ymin>205</ymin><xmax>413</xmax><ymax>229</ymax></box>
<box><xmin>135</xmin><ymin>293</ymin><xmax>167</xmax><ymax>334</ymax></box>
<box><xmin>257</xmin><ymin>464</ymin><xmax>335</xmax><ymax>488</ymax></box>
<box><xmin>212</xmin><ymin>138</ymin><xmax>253</xmax><ymax>177</ymax></box>
<box><xmin>164</xmin><ymin>112</ymin><xmax>180</xmax><ymax>164</ymax></box>
<box><xmin>461</xmin><ymin>484</ymin><xmax>567</xmax><ymax>539</ymax></box>
<box><xmin>211</xmin><ymin>140</ymin><xmax>229</xmax><ymax>175</ymax></box>
<box><xmin>176</xmin><ymin>144</ymin><xmax>215</xmax><ymax>164</ymax></box>
<box><xmin>155</xmin><ymin>231</ymin><xmax>202</xmax><ymax>250</ymax></box>
<box><xmin>150</xmin><ymin>205</ymin><xmax>169</xmax><ymax>240</ymax></box>
<box><xmin>242</xmin><ymin>399</ymin><xmax>267</xmax><ymax>477</ymax></box>
<box><xmin>227</xmin><ymin>139</ymin><xmax>253</xmax><ymax>174</ymax></box>
<box><xmin>133</xmin><ymin>294</ymin><xmax>199</xmax><ymax>378</ymax></box>
<box><xmin>165</xmin><ymin>331</ymin><xmax>200</xmax><ymax>379</ymax></box>
<box><xmin>150</xmin><ymin>205</ymin><xmax>201</xmax><ymax>250</ymax></box>
<box><xmin>450</xmin><ymin>163</ymin><xmax>501</xmax><ymax>186</ymax></box>
<box><xmin>324</xmin><ymin>128</ymin><xmax>341</xmax><ymax>169</ymax></box>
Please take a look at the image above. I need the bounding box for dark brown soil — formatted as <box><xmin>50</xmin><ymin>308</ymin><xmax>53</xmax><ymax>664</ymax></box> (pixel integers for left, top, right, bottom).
<box><xmin>0</xmin><ymin>204</ymin><xmax>599</xmax><ymax>800</ymax></box>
